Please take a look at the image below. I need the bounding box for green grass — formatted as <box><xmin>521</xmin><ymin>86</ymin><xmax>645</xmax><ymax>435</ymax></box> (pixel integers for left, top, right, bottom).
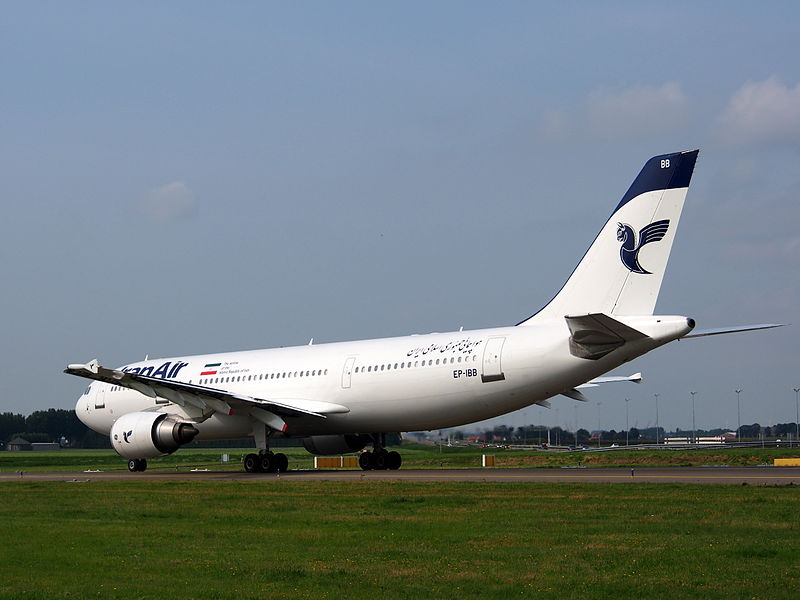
<box><xmin>0</xmin><ymin>480</ymin><xmax>798</xmax><ymax>599</ymax></box>
<box><xmin>2</xmin><ymin>444</ymin><xmax>800</xmax><ymax>472</ymax></box>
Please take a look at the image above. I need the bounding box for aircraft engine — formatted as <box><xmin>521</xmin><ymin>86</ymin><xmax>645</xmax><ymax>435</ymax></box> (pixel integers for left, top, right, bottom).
<box><xmin>302</xmin><ymin>434</ymin><xmax>370</xmax><ymax>455</ymax></box>
<box><xmin>110</xmin><ymin>412</ymin><xmax>199</xmax><ymax>459</ymax></box>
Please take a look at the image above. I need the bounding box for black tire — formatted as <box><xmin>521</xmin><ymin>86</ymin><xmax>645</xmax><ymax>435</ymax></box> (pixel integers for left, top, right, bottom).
<box><xmin>128</xmin><ymin>458</ymin><xmax>147</xmax><ymax>472</ymax></box>
<box><xmin>273</xmin><ymin>453</ymin><xmax>289</xmax><ymax>473</ymax></box>
<box><xmin>373</xmin><ymin>450</ymin><xmax>388</xmax><ymax>470</ymax></box>
<box><xmin>260</xmin><ymin>453</ymin><xmax>274</xmax><ymax>473</ymax></box>
<box><xmin>358</xmin><ymin>451</ymin><xmax>374</xmax><ymax>471</ymax></box>
<box><xmin>387</xmin><ymin>451</ymin><xmax>402</xmax><ymax>470</ymax></box>
<box><xmin>243</xmin><ymin>453</ymin><xmax>260</xmax><ymax>473</ymax></box>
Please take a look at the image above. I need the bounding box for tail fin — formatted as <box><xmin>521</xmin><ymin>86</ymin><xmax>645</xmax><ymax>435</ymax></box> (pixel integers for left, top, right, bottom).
<box><xmin>519</xmin><ymin>150</ymin><xmax>699</xmax><ymax>324</ymax></box>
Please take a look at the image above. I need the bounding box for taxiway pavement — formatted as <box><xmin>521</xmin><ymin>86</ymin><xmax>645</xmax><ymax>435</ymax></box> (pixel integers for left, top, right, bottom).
<box><xmin>3</xmin><ymin>466</ymin><xmax>800</xmax><ymax>485</ymax></box>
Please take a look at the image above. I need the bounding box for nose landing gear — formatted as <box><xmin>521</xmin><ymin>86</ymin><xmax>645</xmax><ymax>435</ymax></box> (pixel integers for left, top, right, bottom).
<box><xmin>127</xmin><ymin>458</ymin><xmax>147</xmax><ymax>472</ymax></box>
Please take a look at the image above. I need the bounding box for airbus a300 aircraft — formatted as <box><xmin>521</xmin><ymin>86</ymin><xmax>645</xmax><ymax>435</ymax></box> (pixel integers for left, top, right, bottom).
<box><xmin>66</xmin><ymin>150</ymin><xmax>779</xmax><ymax>473</ymax></box>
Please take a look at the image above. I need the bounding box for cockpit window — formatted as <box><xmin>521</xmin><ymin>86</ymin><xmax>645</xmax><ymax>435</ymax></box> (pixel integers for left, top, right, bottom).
<box><xmin>84</xmin><ymin>387</ymin><xmax>91</xmax><ymax>396</ymax></box>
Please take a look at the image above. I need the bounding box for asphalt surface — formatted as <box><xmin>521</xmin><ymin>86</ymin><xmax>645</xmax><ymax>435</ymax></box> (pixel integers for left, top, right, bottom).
<box><xmin>3</xmin><ymin>466</ymin><xmax>800</xmax><ymax>484</ymax></box>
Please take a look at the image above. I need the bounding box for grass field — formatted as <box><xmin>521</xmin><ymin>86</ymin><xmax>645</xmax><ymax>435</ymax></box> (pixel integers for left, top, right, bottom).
<box><xmin>1</xmin><ymin>479</ymin><xmax>798</xmax><ymax>599</ymax></box>
<box><xmin>2</xmin><ymin>443</ymin><xmax>800</xmax><ymax>473</ymax></box>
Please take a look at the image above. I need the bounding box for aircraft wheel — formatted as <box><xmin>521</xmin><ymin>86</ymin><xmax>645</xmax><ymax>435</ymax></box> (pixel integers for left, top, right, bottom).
<box><xmin>373</xmin><ymin>450</ymin><xmax>388</xmax><ymax>470</ymax></box>
<box><xmin>358</xmin><ymin>451</ymin><xmax>374</xmax><ymax>471</ymax></box>
<box><xmin>243</xmin><ymin>453</ymin><xmax>260</xmax><ymax>473</ymax></box>
<box><xmin>387</xmin><ymin>451</ymin><xmax>402</xmax><ymax>470</ymax></box>
<box><xmin>128</xmin><ymin>458</ymin><xmax>147</xmax><ymax>472</ymax></box>
<box><xmin>273</xmin><ymin>453</ymin><xmax>289</xmax><ymax>473</ymax></box>
<box><xmin>259</xmin><ymin>453</ymin><xmax>274</xmax><ymax>473</ymax></box>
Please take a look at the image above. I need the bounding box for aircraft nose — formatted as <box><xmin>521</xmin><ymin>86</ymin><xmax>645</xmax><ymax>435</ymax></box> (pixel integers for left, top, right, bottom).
<box><xmin>75</xmin><ymin>394</ymin><xmax>88</xmax><ymax>425</ymax></box>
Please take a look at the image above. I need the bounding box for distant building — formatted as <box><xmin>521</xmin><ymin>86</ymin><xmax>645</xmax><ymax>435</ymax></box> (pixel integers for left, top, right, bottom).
<box><xmin>31</xmin><ymin>443</ymin><xmax>61</xmax><ymax>451</ymax></box>
<box><xmin>7</xmin><ymin>437</ymin><xmax>32</xmax><ymax>451</ymax></box>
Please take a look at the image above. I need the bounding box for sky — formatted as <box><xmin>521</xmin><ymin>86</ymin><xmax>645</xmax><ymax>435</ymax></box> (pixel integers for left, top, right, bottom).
<box><xmin>1</xmin><ymin>2</ymin><xmax>798</xmax><ymax>437</ymax></box>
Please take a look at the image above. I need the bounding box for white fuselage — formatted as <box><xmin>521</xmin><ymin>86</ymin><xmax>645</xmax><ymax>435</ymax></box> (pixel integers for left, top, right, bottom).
<box><xmin>76</xmin><ymin>315</ymin><xmax>692</xmax><ymax>440</ymax></box>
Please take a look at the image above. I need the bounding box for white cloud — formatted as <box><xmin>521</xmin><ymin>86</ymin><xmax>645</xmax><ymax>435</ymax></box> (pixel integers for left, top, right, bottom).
<box><xmin>717</xmin><ymin>77</ymin><xmax>800</xmax><ymax>146</ymax></box>
<box><xmin>586</xmin><ymin>82</ymin><xmax>688</xmax><ymax>139</ymax></box>
<box><xmin>538</xmin><ymin>82</ymin><xmax>689</xmax><ymax>141</ymax></box>
<box><xmin>140</xmin><ymin>181</ymin><xmax>195</xmax><ymax>222</ymax></box>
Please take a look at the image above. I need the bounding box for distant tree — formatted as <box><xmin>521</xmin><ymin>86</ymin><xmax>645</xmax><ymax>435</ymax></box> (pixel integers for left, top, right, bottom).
<box><xmin>386</xmin><ymin>432</ymin><xmax>402</xmax><ymax>446</ymax></box>
<box><xmin>493</xmin><ymin>425</ymin><xmax>514</xmax><ymax>442</ymax></box>
<box><xmin>740</xmin><ymin>423</ymin><xmax>761</xmax><ymax>439</ymax></box>
<box><xmin>628</xmin><ymin>427</ymin><xmax>640</xmax><ymax>441</ymax></box>
<box><xmin>26</xmin><ymin>409</ymin><xmax>84</xmax><ymax>443</ymax></box>
<box><xmin>0</xmin><ymin>412</ymin><xmax>27</xmax><ymax>443</ymax></box>
<box><xmin>10</xmin><ymin>432</ymin><xmax>51</xmax><ymax>443</ymax></box>
<box><xmin>576</xmin><ymin>429</ymin><xmax>591</xmax><ymax>444</ymax></box>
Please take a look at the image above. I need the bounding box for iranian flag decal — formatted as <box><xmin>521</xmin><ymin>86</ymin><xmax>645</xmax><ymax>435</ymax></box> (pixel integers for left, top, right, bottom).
<box><xmin>201</xmin><ymin>362</ymin><xmax>221</xmax><ymax>376</ymax></box>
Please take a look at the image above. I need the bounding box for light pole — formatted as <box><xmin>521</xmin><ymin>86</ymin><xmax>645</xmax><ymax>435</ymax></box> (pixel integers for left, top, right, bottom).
<box><xmin>654</xmin><ymin>393</ymin><xmax>660</xmax><ymax>445</ymax></box>
<box><xmin>794</xmin><ymin>388</ymin><xmax>800</xmax><ymax>448</ymax></box>
<box><xmin>597</xmin><ymin>401</ymin><xmax>602</xmax><ymax>448</ymax></box>
<box><xmin>625</xmin><ymin>398</ymin><xmax>630</xmax><ymax>446</ymax></box>
<box><xmin>574</xmin><ymin>404</ymin><xmax>578</xmax><ymax>447</ymax></box>
<box><xmin>690</xmin><ymin>391</ymin><xmax>697</xmax><ymax>444</ymax></box>
<box><xmin>735</xmin><ymin>389</ymin><xmax>742</xmax><ymax>443</ymax></box>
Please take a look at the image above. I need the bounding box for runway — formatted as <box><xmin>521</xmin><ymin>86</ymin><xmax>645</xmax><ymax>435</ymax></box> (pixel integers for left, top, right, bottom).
<box><xmin>3</xmin><ymin>466</ymin><xmax>800</xmax><ymax>484</ymax></box>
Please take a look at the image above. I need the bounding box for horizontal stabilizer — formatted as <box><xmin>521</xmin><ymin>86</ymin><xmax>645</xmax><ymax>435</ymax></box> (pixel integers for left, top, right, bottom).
<box><xmin>683</xmin><ymin>323</ymin><xmax>785</xmax><ymax>338</ymax></box>
<box><xmin>577</xmin><ymin>373</ymin><xmax>642</xmax><ymax>388</ymax></box>
<box><xmin>566</xmin><ymin>313</ymin><xmax>648</xmax><ymax>360</ymax></box>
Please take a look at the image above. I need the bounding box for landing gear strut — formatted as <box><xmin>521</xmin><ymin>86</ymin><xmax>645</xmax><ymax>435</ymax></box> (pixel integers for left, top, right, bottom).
<box><xmin>359</xmin><ymin>434</ymin><xmax>402</xmax><ymax>471</ymax></box>
<box><xmin>128</xmin><ymin>458</ymin><xmax>147</xmax><ymax>472</ymax></box>
<box><xmin>244</xmin><ymin>424</ymin><xmax>289</xmax><ymax>473</ymax></box>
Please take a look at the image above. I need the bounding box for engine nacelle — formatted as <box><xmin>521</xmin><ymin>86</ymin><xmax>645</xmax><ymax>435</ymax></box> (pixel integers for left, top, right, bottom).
<box><xmin>110</xmin><ymin>412</ymin><xmax>199</xmax><ymax>459</ymax></box>
<box><xmin>302</xmin><ymin>434</ymin><xmax>370</xmax><ymax>455</ymax></box>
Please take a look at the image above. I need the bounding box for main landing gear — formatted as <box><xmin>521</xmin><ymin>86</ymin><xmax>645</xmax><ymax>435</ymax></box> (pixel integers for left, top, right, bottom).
<box><xmin>243</xmin><ymin>450</ymin><xmax>289</xmax><ymax>473</ymax></box>
<box><xmin>128</xmin><ymin>458</ymin><xmax>147</xmax><ymax>472</ymax></box>
<box><xmin>358</xmin><ymin>434</ymin><xmax>402</xmax><ymax>471</ymax></box>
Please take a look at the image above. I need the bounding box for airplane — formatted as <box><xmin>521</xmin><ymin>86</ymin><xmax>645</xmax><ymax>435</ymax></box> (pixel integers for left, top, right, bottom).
<box><xmin>66</xmin><ymin>149</ymin><xmax>781</xmax><ymax>473</ymax></box>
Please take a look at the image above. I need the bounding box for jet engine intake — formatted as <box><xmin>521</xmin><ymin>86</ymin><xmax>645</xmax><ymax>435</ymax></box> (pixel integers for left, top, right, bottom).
<box><xmin>110</xmin><ymin>412</ymin><xmax>199</xmax><ymax>459</ymax></box>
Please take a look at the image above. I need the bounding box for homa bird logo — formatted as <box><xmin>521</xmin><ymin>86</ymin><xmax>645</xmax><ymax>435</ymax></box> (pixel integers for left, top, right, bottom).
<box><xmin>616</xmin><ymin>219</ymin><xmax>670</xmax><ymax>274</ymax></box>
<box><xmin>123</xmin><ymin>430</ymin><xmax>133</xmax><ymax>443</ymax></box>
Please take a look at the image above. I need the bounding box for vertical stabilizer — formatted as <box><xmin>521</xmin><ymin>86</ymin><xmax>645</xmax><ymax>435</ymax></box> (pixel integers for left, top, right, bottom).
<box><xmin>519</xmin><ymin>150</ymin><xmax>699</xmax><ymax>325</ymax></box>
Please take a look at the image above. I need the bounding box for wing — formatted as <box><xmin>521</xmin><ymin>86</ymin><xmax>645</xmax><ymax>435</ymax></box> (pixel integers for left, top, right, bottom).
<box><xmin>638</xmin><ymin>219</ymin><xmax>670</xmax><ymax>247</ymax></box>
<box><xmin>65</xmin><ymin>360</ymin><xmax>349</xmax><ymax>431</ymax></box>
